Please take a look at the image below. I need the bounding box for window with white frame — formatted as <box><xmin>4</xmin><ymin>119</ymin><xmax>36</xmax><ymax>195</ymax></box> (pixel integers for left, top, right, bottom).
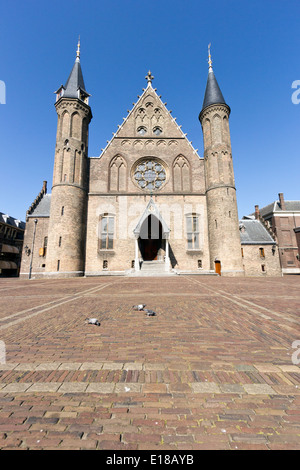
<box><xmin>100</xmin><ymin>215</ymin><xmax>114</xmax><ymax>250</ymax></box>
<box><xmin>186</xmin><ymin>215</ymin><xmax>200</xmax><ymax>250</ymax></box>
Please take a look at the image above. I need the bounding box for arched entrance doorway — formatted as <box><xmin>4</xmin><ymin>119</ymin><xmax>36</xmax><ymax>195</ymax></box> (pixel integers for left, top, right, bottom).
<box><xmin>133</xmin><ymin>198</ymin><xmax>171</xmax><ymax>272</ymax></box>
<box><xmin>139</xmin><ymin>214</ymin><xmax>163</xmax><ymax>261</ymax></box>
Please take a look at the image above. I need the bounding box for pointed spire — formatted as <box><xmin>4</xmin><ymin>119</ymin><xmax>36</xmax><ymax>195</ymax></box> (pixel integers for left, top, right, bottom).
<box><xmin>201</xmin><ymin>44</ymin><xmax>228</xmax><ymax>112</ymax></box>
<box><xmin>61</xmin><ymin>38</ymin><xmax>90</xmax><ymax>101</ymax></box>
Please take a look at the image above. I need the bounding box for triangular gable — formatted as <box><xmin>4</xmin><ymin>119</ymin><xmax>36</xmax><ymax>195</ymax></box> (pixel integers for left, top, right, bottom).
<box><xmin>133</xmin><ymin>198</ymin><xmax>170</xmax><ymax>238</ymax></box>
<box><xmin>98</xmin><ymin>80</ymin><xmax>200</xmax><ymax>158</ymax></box>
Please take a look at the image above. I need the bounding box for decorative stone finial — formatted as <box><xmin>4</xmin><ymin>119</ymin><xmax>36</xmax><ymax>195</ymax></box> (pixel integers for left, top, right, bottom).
<box><xmin>145</xmin><ymin>70</ymin><xmax>154</xmax><ymax>85</ymax></box>
<box><xmin>76</xmin><ymin>36</ymin><xmax>80</xmax><ymax>62</ymax></box>
<box><xmin>208</xmin><ymin>43</ymin><xmax>213</xmax><ymax>72</ymax></box>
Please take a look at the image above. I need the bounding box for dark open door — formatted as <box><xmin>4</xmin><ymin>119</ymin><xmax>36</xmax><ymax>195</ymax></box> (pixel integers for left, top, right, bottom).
<box><xmin>139</xmin><ymin>215</ymin><xmax>162</xmax><ymax>261</ymax></box>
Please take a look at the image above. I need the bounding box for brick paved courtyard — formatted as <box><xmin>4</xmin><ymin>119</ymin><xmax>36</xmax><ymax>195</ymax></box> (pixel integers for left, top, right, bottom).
<box><xmin>0</xmin><ymin>275</ymin><xmax>299</xmax><ymax>450</ymax></box>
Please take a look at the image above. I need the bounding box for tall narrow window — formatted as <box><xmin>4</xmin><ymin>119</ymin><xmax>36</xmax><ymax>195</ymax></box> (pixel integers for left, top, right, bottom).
<box><xmin>57</xmin><ymin>260</ymin><xmax>60</xmax><ymax>271</ymax></box>
<box><xmin>43</xmin><ymin>237</ymin><xmax>48</xmax><ymax>257</ymax></box>
<box><xmin>61</xmin><ymin>206</ymin><xmax>64</xmax><ymax>216</ymax></box>
<box><xmin>259</xmin><ymin>247</ymin><xmax>265</xmax><ymax>258</ymax></box>
<box><xmin>59</xmin><ymin>236</ymin><xmax>62</xmax><ymax>247</ymax></box>
<box><xmin>100</xmin><ymin>215</ymin><xmax>115</xmax><ymax>250</ymax></box>
<box><xmin>186</xmin><ymin>215</ymin><xmax>199</xmax><ymax>250</ymax></box>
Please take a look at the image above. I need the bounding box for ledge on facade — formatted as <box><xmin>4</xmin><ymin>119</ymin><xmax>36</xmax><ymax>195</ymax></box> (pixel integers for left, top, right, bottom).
<box><xmin>98</xmin><ymin>250</ymin><xmax>115</xmax><ymax>255</ymax></box>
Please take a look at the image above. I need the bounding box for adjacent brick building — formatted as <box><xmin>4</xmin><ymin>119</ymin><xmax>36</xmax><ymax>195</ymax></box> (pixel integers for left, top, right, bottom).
<box><xmin>253</xmin><ymin>194</ymin><xmax>300</xmax><ymax>275</ymax></box>
<box><xmin>20</xmin><ymin>43</ymin><xmax>282</xmax><ymax>279</ymax></box>
<box><xmin>0</xmin><ymin>212</ymin><xmax>25</xmax><ymax>277</ymax></box>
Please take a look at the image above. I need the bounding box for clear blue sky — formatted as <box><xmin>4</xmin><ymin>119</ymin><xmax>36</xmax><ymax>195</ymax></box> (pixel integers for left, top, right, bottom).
<box><xmin>1</xmin><ymin>0</ymin><xmax>299</xmax><ymax>221</ymax></box>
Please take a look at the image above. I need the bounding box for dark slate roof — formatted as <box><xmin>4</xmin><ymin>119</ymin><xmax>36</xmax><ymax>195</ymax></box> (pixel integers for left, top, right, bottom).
<box><xmin>239</xmin><ymin>219</ymin><xmax>275</xmax><ymax>245</ymax></box>
<box><xmin>202</xmin><ymin>70</ymin><xmax>227</xmax><ymax>111</ymax></box>
<box><xmin>253</xmin><ymin>200</ymin><xmax>300</xmax><ymax>218</ymax></box>
<box><xmin>27</xmin><ymin>194</ymin><xmax>51</xmax><ymax>218</ymax></box>
<box><xmin>63</xmin><ymin>59</ymin><xmax>88</xmax><ymax>99</ymax></box>
<box><xmin>0</xmin><ymin>212</ymin><xmax>25</xmax><ymax>230</ymax></box>
<box><xmin>275</xmin><ymin>200</ymin><xmax>300</xmax><ymax>212</ymax></box>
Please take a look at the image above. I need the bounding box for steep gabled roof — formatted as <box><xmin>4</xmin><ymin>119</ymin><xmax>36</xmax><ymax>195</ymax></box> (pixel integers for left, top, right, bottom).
<box><xmin>133</xmin><ymin>198</ymin><xmax>170</xmax><ymax>238</ymax></box>
<box><xmin>96</xmin><ymin>74</ymin><xmax>201</xmax><ymax>159</ymax></box>
<box><xmin>27</xmin><ymin>194</ymin><xmax>51</xmax><ymax>218</ymax></box>
<box><xmin>239</xmin><ymin>219</ymin><xmax>276</xmax><ymax>245</ymax></box>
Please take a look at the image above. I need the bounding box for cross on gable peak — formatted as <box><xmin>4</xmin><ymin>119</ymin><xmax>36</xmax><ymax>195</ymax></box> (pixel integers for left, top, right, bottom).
<box><xmin>145</xmin><ymin>70</ymin><xmax>154</xmax><ymax>85</ymax></box>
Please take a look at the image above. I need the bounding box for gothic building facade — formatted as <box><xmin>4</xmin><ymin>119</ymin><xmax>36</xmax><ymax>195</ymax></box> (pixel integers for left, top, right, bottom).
<box><xmin>20</xmin><ymin>44</ymin><xmax>281</xmax><ymax>278</ymax></box>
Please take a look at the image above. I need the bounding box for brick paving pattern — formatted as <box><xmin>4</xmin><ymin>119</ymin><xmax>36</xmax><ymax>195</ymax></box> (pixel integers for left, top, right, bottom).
<box><xmin>0</xmin><ymin>275</ymin><xmax>299</xmax><ymax>450</ymax></box>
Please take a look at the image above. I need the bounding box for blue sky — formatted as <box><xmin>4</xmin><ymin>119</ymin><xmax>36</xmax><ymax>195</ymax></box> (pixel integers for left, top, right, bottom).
<box><xmin>0</xmin><ymin>0</ymin><xmax>299</xmax><ymax>221</ymax></box>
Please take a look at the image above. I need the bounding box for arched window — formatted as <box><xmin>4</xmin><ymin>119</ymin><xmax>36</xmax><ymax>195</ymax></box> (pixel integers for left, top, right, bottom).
<box><xmin>173</xmin><ymin>156</ymin><xmax>190</xmax><ymax>191</ymax></box>
<box><xmin>109</xmin><ymin>156</ymin><xmax>127</xmax><ymax>192</ymax></box>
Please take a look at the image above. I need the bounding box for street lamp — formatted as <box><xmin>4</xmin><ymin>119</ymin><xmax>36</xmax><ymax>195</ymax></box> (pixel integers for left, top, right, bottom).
<box><xmin>29</xmin><ymin>219</ymin><xmax>38</xmax><ymax>279</ymax></box>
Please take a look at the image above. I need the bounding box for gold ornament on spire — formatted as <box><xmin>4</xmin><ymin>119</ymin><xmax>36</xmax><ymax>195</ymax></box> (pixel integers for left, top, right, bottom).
<box><xmin>208</xmin><ymin>43</ymin><xmax>213</xmax><ymax>71</ymax></box>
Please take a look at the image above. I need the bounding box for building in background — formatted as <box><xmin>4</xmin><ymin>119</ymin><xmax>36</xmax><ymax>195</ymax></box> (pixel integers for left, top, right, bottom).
<box><xmin>253</xmin><ymin>193</ymin><xmax>300</xmax><ymax>275</ymax></box>
<box><xmin>239</xmin><ymin>217</ymin><xmax>281</xmax><ymax>276</ymax></box>
<box><xmin>0</xmin><ymin>212</ymin><xmax>25</xmax><ymax>277</ymax></box>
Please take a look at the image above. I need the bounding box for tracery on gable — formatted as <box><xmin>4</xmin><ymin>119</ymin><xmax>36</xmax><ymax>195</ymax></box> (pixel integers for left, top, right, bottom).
<box><xmin>173</xmin><ymin>155</ymin><xmax>191</xmax><ymax>192</ymax></box>
<box><xmin>109</xmin><ymin>155</ymin><xmax>127</xmax><ymax>192</ymax></box>
<box><xmin>134</xmin><ymin>97</ymin><xmax>164</xmax><ymax>136</ymax></box>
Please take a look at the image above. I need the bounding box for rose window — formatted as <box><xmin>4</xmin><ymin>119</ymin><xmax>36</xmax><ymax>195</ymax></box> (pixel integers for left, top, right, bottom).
<box><xmin>133</xmin><ymin>160</ymin><xmax>166</xmax><ymax>191</ymax></box>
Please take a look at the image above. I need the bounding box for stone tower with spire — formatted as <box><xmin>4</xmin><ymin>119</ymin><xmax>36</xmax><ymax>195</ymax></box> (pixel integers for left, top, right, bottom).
<box><xmin>199</xmin><ymin>46</ymin><xmax>243</xmax><ymax>275</ymax></box>
<box><xmin>45</xmin><ymin>39</ymin><xmax>92</xmax><ymax>277</ymax></box>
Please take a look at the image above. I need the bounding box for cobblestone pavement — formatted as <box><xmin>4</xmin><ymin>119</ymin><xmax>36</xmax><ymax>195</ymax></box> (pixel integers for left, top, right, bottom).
<box><xmin>0</xmin><ymin>275</ymin><xmax>299</xmax><ymax>450</ymax></box>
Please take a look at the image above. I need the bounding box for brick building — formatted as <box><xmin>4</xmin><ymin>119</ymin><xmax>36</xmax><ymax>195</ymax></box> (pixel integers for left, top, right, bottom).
<box><xmin>20</xmin><ymin>43</ymin><xmax>281</xmax><ymax>279</ymax></box>
<box><xmin>253</xmin><ymin>194</ymin><xmax>300</xmax><ymax>275</ymax></box>
<box><xmin>0</xmin><ymin>212</ymin><xmax>25</xmax><ymax>277</ymax></box>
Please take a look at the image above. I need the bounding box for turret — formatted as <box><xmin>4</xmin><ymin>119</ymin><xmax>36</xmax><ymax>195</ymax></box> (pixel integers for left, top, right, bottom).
<box><xmin>199</xmin><ymin>45</ymin><xmax>243</xmax><ymax>276</ymax></box>
<box><xmin>45</xmin><ymin>39</ymin><xmax>92</xmax><ymax>277</ymax></box>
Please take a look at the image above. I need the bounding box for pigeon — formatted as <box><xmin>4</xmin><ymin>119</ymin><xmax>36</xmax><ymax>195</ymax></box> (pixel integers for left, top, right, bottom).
<box><xmin>144</xmin><ymin>309</ymin><xmax>156</xmax><ymax>316</ymax></box>
<box><xmin>132</xmin><ymin>304</ymin><xmax>146</xmax><ymax>311</ymax></box>
<box><xmin>86</xmin><ymin>318</ymin><xmax>101</xmax><ymax>326</ymax></box>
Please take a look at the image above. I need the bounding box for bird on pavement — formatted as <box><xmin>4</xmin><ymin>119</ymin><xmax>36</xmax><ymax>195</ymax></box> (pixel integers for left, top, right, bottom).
<box><xmin>132</xmin><ymin>304</ymin><xmax>146</xmax><ymax>311</ymax></box>
<box><xmin>86</xmin><ymin>318</ymin><xmax>101</xmax><ymax>326</ymax></box>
